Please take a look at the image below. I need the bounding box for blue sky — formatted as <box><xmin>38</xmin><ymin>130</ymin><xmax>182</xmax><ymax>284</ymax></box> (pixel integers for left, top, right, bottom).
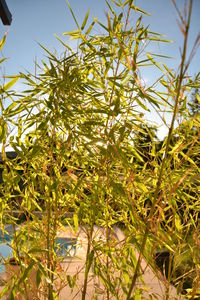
<box><xmin>0</xmin><ymin>0</ymin><xmax>200</xmax><ymax>139</ymax></box>
<box><xmin>1</xmin><ymin>0</ymin><xmax>199</xmax><ymax>76</ymax></box>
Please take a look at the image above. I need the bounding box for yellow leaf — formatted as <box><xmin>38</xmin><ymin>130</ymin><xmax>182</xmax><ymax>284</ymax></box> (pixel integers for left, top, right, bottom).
<box><xmin>0</xmin><ymin>34</ymin><xmax>7</xmax><ymax>52</ymax></box>
<box><xmin>4</xmin><ymin>77</ymin><xmax>19</xmax><ymax>91</ymax></box>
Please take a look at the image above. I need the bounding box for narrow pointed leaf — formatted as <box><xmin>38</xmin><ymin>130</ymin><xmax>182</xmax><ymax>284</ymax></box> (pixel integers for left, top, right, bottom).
<box><xmin>81</xmin><ymin>9</ymin><xmax>90</xmax><ymax>30</ymax></box>
<box><xmin>3</xmin><ymin>77</ymin><xmax>19</xmax><ymax>91</ymax></box>
<box><xmin>0</xmin><ymin>34</ymin><xmax>6</xmax><ymax>52</ymax></box>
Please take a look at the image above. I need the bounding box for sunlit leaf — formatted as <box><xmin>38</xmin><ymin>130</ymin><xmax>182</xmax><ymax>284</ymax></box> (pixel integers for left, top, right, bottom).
<box><xmin>81</xmin><ymin>9</ymin><xmax>90</xmax><ymax>30</ymax></box>
<box><xmin>0</xmin><ymin>34</ymin><xmax>6</xmax><ymax>52</ymax></box>
<box><xmin>3</xmin><ymin>77</ymin><xmax>19</xmax><ymax>91</ymax></box>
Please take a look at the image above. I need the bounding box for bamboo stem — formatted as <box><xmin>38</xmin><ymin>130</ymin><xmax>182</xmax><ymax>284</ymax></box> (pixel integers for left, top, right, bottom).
<box><xmin>126</xmin><ymin>1</ymin><xmax>193</xmax><ymax>298</ymax></box>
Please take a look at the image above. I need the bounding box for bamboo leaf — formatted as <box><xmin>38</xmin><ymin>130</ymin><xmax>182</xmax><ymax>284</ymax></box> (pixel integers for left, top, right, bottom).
<box><xmin>169</xmin><ymin>139</ymin><xmax>183</xmax><ymax>154</ymax></box>
<box><xmin>147</xmin><ymin>53</ymin><xmax>164</xmax><ymax>72</ymax></box>
<box><xmin>66</xmin><ymin>0</ymin><xmax>80</xmax><ymax>29</ymax></box>
<box><xmin>73</xmin><ymin>213</ymin><xmax>78</xmax><ymax>233</ymax></box>
<box><xmin>81</xmin><ymin>9</ymin><xmax>90</xmax><ymax>30</ymax></box>
<box><xmin>85</xmin><ymin>18</ymin><xmax>97</xmax><ymax>35</ymax></box>
<box><xmin>36</xmin><ymin>268</ymin><xmax>42</xmax><ymax>288</ymax></box>
<box><xmin>63</xmin><ymin>29</ymin><xmax>81</xmax><ymax>36</ymax></box>
<box><xmin>55</xmin><ymin>34</ymin><xmax>72</xmax><ymax>51</ymax></box>
<box><xmin>180</xmin><ymin>151</ymin><xmax>199</xmax><ymax>170</ymax></box>
<box><xmin>38</xmin><ymin>43</ymin><xmax>59</xmax><ymax>61</ymax></box>
<box><xmin>0</xmin><ymin>34</ymin><xmax>6</xmax><ymax>52</ymax></box>
<box><xmin>131</xmin><ymin>5</ymin><xmax>151</xmax><ymax>16</ymax></box>
<box><xmin>85</xmin><ymin>250</ymin><xmax>94</xmax><ymax>277</ymax></box>
<box><xmin>132</xmin><ymin>148</ymin><xmax>144</xmax><ymax>162</ymax></box>
<box><xmin>18</xmin><ymin>261</ymin><xmax>35</xmax><ymax>285</ymax></box>
<box><xmin>3</xmin><ymin>77</ymin><xmax>19</xmax><ymax>91</ymax></box>
<box><xmin>5</xmin><ymin>101</ymin><xmax>18</xmax><ymax>113</ymax></box>
<box><xmin>148</xmin><ymin>36</ymin><xmax>173</xmax><ymax>43</ymax></box>
<box><xmin>0</xmin><ymin>58</ymin><xmax>6</xmax><ymax>64</ymax></box>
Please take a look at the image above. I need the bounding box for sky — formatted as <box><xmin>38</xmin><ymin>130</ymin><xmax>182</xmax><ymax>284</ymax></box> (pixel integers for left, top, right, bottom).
<box><xmin>0</xmin><ymin>0</ymin><xmax>200</xmax><ymax>139</ymax></box>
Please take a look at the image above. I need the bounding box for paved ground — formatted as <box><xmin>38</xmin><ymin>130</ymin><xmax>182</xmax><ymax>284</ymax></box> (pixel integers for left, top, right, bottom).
<box><xmin>0</xmin><ymin>226</ymin><xmax>184</xmax><ymax>299</ymax></box>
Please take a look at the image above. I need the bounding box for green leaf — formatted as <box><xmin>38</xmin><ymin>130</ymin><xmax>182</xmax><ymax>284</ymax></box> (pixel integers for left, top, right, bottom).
<box><xmin>0</xmin><ymin>117</ymin><xmax>7</xmax><ymax>142</ymax></box>
<box><xmin>3</xmin><ymin>77</ymin><xmax>19</xmax><ymax>91</ymax></box>
<box><xmin>112</xmin><ymin>182</ymin><xmax>126</xmax><ymax>196</ymax></box>
<box><xmin>148</xmin><ymin>36</ymin><xmax>173</xmax><ymax>43</ymax></box>
<box><xmin>180</xmin><ymin>151</ymin><xmax>199</xmax><ymax>170</ymax></box>
<box><xmin>136</xmin><ymin>182</ymin><xmax>148</xmax><ymax>193</ymax></box>
<box><xmin>169</xmin><ymin>139</ymin><xmax>183</xmax><ymax>154</ymax></box>
<box><xmin>5</xmin><ymin>101</ymin><xmax>17</xmax><ymax>112</ymax></box>
<box><xmin>147</xmin><ymin>53</ymin><xmax>164</xmax><ymax>72</ymax></box>
<box><xmin>0</xmin><ymin>282</ymin><xmax>10</xmax><ymax>298</ymax></box>
<box><xmin>96</xmin><ymin>20</ymin><xmax>109</xmax><ymax>32</ymax></box>
<box><xmin>131</xmin><ymin>5</ymin><xmax>151</xmax><ymax>16</ymax></box>
<box><xmin>106</xmin><ymin>0</ymin><xmax>116</xmax><ymax>15</ymax></box>
<box><xmin>54</xmin><ymin>34</ymin><xmax>72</xmax><ymax>51</ymax></box>
<box><xmin>63</xmin><ymin>29</ymin><xmax>81</xmax><ymax>36</ymax></box>
<box><xmin>134</xmin><ymin>290</ymin><xmax>142</xmax><ymax>300</ymax></box>
<box><xmin>85</xmin><ymin>18</ymin><xmax>97</xmax><ymax>35</ymax></box>
<box><xmin>28</xmin><ymin>248</ymin><xmax>47</xmax><ymax>254</ymax></box>
<box><xmin>0</xmin><ymin>34</ymin><xmax>6</xmax><ymax>52</ymax></box>
<box><xmin>66</xmin><ymin>0</ymin><xmax>80</xmax><ymax>29</ymax></box>
<box><xmin>132</xmin><ymin>148</ymin><xmax>144</xmax><ymax>162</ymax></box>
<box><xmin>81</xmin><ymin>9</ymin><xmax>90</xmax><ymax>30</ymax></box>
<box><xmin>0</xmin><ymin>58</ymin><xmax>6</xmax><ymax>64</ymax></box>
<box><xmin>36</xmin><ymin>268</ymin><xmax>42</xmax><ymax>288</ymax></box>
<box><xmin>38</xmin><ymin>43</ymin><xmax>59</xmax><ymax>61</ymax></box>
<box><xmin>151</xmin><ymin>53</ymin><xmax>172</xmax><ymax>59</ymax></box>
<box><xmin>175</xmin><ymin>214</ymin><xmax>182</xmax><ymax>231</ymax></box>
<box><xmin>73</xmin><ymin>213</ymin><xmax>78</xmax><ymax>233</ymax></box>
<box><xmin>18</xmin><ymin>261</ymin><xmax>35</xmax><ymax>285</ymax></box>
<box><xmin>85</xmin><ymin>250</ymin><xmax>94</xmax><ymax>277</ymax></box>
<box><xmin>10</xmin><ymin>288</ymin><xmax>16</xmax><ymax>300</ymax></box>
<box><xmin>135</xmin><ymin>97</ymin><xmax>150</xmax><ymax>111</ymax></box>
<box><xmin>66</xmin><ymin>275</ymin><xmax>76</xmax><ymax>288</ymax></box>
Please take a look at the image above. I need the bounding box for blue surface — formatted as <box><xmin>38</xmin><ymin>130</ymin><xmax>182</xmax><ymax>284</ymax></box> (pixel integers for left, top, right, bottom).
<box><xmin>0</xmin><ymin>234</ymin><xmax>77</xmax><ymax>272</ymax></box>
<box><xmin>55</xmin><ymin>238</ymin><xmax>76</xmax><ymax>257</ymax></box>
<box><xmin>0</xmin><ymin>234</ymin><xmax>13</xmax><ymax>272</ymax></box>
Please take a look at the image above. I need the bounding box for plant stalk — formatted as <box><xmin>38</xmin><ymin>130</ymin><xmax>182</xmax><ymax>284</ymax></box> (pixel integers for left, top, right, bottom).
<box><xmin>126</xmin><ymin>1</ymin><xmax>193</xmax><ymax>298</ymax></box>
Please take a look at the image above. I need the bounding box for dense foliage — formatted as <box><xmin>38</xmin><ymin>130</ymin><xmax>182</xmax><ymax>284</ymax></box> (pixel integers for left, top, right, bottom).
<box><xmin>0</xmin><ymin>0</ymin><xmax>199</xmax><ymax>299</ymax></box>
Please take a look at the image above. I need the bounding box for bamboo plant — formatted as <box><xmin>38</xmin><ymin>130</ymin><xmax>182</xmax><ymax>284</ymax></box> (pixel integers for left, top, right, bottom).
<box><xmin>0</xmin><ymin>0</ymin><xmax>199</xmax><ymax>299</ymax></box>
